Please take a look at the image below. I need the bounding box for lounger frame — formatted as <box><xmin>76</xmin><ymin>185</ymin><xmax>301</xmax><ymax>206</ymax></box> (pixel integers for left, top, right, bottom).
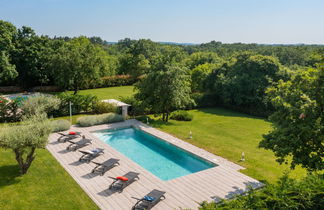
<box><xmin>132</xmin><ymin>189</ymin><xmax>166</xmax><ymax>210</ymax></box>
<box><xmin>66</xmin><ymin>138</ymin><xmax>92</xmax><ymax>151</ymax></box>
<box><xmin>109</xmin><ymin>172</ymin><xmax>140</xmax><ymax>192</ymax></box>
<box><xmin>79</xmin><ymin>148</ymin><xmax>104</xmax><ymax>163</ymax></box>
<box><xmin>91</xmin><ymin>158</ymin><xmax>120</xmax><ymax>175</ymax></box>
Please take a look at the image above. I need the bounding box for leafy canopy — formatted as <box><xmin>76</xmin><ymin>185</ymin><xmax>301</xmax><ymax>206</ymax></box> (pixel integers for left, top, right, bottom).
<box><xmin>260</xmin><ymin>65</ymin><xmax>324</xmax><ymax>171</ymax></box>
<box><xmin>51</xmin><ymin>36</ymin><xmax>111</xmax><ymax>94</ymax></box>
<box><xmin>135</xmin><ymin>65</ymin><xmax>193</xmax><ymax>121</ymax></box>
<box><xmin>0</xmin><ymin>114</ymin><xmax>52</xmax><ymax>174</ymax></box>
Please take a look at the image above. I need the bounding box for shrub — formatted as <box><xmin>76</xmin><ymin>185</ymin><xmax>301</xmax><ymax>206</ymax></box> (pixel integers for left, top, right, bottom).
<box><xmin>170</xmin><ymin>110</ymin><xmax>193</xmax><ymax>121</ymax></box>
<box><xmin>50</xmin><ymin>119</ymin><xmax>71</xmax><ymax>132</ymax></box>
<box><xmin>76</xmin><ymin>113</ymin><xmax>124</xmax><ymax>127</ymax></box>
<box><xmin>199</xmin><ymin>173</ymin><xmax>324</xmax><ymax>210</ymax></box>
<box><xmin>21</xmin><ymin>95</ymin><xmax>61</xmax><ymax>117</ymax></box>
<box><xmin>119</xmin><ymin>96</ymin><xmax>148</xmax><ymax>116</ymax></box>
<box><xmin>0</xmin><ymin>96</ymin><xmax>22</xmax><ymax>122</ymax></box>
<box><xmin>135</xmin><ymin>115</ymin><xmax>153</xmax><ymax>123</ymax></box>
<box><xmin>92</xmin><ymin>101</ymin><xmax>117</xmax><ymax>114</ymax></box>
<box><xmin>31</xmin><ymin>86</ymin><xmax>61</xmax><ymax>92</ymax></box>
<box><xmin>99</xmin><ymin>75</ymin><xmax>139</xmax><ymax>87</ymax></box>
<box><xmin>56</xmin><ymin>93</ymin><xmax>98</xmax><ymax>116</ymax></box>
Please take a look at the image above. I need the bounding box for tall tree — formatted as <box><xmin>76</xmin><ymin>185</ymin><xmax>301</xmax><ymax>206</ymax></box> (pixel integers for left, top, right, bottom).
<box><xmin>12</xmin><ymin>27</ymin><xmax>54</xmax><ymax>87</ymax></box>
<box><xmin>135</xmin><ymin>65</ymin><xmax>193</xmax><ymax>121</ymax></box>
<box><xmin>208</xmin><ymin>52</ymin><xmax>289</xmax><ymax>113</ymax></box>
<box><xmin>0</xmin><ymin>51</ymin><xmax>18</xmax><ymax>84</ymax></box>
<box><xmin>260</xmin><ymin>66</ymin><xmax>324</xmax><ymax>171</ymax></box>
<box><xmin>51</xmin><ymin>36</ymin><xmax>111</xmax><ymax>94</ymax></box>
<box><xmin>0</xmin><ymin>20</ymin><xmax>18</xmax><ymax>85</ymax></box>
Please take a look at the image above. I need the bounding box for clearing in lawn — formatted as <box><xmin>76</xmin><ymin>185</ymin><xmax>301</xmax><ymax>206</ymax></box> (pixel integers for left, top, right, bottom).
<box><xmin>145</xmin><ymin>107</ymin><xmax>306</xmax><ymax>183</ymax></box>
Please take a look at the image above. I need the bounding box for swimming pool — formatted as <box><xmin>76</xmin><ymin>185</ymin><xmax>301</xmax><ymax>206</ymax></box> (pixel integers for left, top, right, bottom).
<box><xmin>93</xmin><ymin>127</ymin><xmax>216</xmax><ymax>181</ymax></box>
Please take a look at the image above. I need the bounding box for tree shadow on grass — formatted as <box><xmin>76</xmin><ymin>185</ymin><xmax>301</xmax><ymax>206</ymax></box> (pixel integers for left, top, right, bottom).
<box><xmin>135</xmin><ymin>116</ymin><xmax>175</xmax><ymax>128</ymax></box>
<box><xmin>199</xmin><ymin>107</ymin><xmax>268</xmax><ymax>121</ymax></box>
<box><xmin>0</xmin><ymin>165</ymin><xmax>21</xmax><ymax>187</ymax></box>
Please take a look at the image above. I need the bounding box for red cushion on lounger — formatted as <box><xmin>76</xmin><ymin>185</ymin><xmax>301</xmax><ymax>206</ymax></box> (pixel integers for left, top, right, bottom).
<box><xmin>69</xmin><ymin>131</ymin><xmax>76</xmax><ymax>135</ymax></box>
<box><xmin>116</xmin><ymin>176</ymin><xmax>128</xmax><ymax>181</ymax></box>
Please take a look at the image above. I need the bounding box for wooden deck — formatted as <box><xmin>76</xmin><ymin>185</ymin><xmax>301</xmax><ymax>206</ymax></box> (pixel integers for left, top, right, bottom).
<box><xmin>47</xmin><ymin>120</ymin><xmax>263</xmax><ymax>210</ymax></box>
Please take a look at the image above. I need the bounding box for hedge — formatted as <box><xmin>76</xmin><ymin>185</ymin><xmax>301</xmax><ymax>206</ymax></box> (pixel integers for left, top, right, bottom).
<box><xmin>76</xmin><ymin>113</ymin><xmax>124</xmax><ymax>127</ymax></box>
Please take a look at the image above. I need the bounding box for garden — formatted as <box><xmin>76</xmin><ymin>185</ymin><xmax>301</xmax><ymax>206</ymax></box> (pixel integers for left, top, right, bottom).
<box><xmin>0</xmin><ymin>20</ymin><xmax>323</xmax><ymax>209</ymax></box>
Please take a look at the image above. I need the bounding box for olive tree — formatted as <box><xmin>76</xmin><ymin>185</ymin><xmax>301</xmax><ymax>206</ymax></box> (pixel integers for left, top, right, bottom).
<box><xmin>0</xmin><ymin>114</ymin><xmax>52</xmax><ymax>174</ymax></box>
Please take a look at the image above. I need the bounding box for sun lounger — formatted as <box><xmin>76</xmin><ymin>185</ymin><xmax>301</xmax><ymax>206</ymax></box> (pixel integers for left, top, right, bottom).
<box><xmin>66</xmin><ymin>137</ymin><xmax>92</xmax><ymax>151</ymax></box>
<box><xmin>132</xmin><ymin>189</ymin><xmax>166</xmax><ymax>210</ymax></box>
<box><xmin>108</xmin><ymin>171</ymin><xmax>140</xmax><ymax>192</ymax></box>
<box><xmin>91</xmin><ymin>158</ymin><xmax>120</xmax><ymax>175</ymax></box>
<box><xmin>57</xmin><ymin>131</ymin><xmax>81</xmax><ymax>142</ymax></box>
<box><xmin>79</xmin><ymin>148</ymin><xmax>104</xmax><ymax>163</ymax></box>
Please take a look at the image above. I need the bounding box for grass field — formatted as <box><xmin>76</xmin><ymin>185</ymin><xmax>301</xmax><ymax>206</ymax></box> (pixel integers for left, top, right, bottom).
<box><xmin>0</xmin><ymin>148</ymin><xmax>98</xmax><ymax>210</ymax></box>
<box><xmin>67</xmin><ymin>86</ymin><xmax>135</xmax><ymax>100</ymax></box>
<box><xmin>0</xmin><ymin>86</ymin><xmax>307</xmax><ymax>209</ymax></box>
<box><xmin>145</xmin><ymin>108</ymin><xmax>306</xmax><ymax>183</ymax></box>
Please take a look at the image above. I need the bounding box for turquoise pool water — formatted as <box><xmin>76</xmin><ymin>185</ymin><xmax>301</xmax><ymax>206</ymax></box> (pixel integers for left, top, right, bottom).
<box><xmin>93</xmin><ymin>127</ymin><xmax>216</xmax><ymax>180</ymax></box>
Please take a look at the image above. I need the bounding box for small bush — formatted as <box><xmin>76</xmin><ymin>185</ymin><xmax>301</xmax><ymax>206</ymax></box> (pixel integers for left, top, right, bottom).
<box><xmin>76</xmin><ymin>113</ymin><xmax>124</xmax><ymax>127</ymax></box>
<box><xmin>51</xmin><ymin>119</ymin><xmax>71</xmax><ymax>132</ymax></box>
<box><xmin>170</xmin><ymin>110</ymin><xmax>193</xmax><ymax>121</ymax></box>
<box><xmin>0</xmin><ymin>96</ymin><xmax>22</xmax><ymax>122</ymax></box>
<box><xmin>92</xmin><ymin>101</ymin><xmax>117</xmax><ymax>114</ymax></box>
<box><xmin>21</xmin><ymin>95</ymin><xmax>61</xmax><ymax>117</ymax></box>
<box><xmin>31</xmin><ymin>86</ymin><xmax>61</xmax><ymax>92</ymax></box>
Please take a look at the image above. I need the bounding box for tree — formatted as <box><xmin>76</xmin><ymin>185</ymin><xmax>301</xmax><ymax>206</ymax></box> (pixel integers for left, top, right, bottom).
<box><xmin>0</xmin><ymin>20</ymin><xmax>17</xmax><ymax>52</ymax></box>
<box><xmin>135</xmin><ymin>65</ymin><xmax>194</xmax><ymax>122</ymax></box>
<box><xmin>259</xmin><ymin>66</ymin><xmax>324</xmax><ymax>171</ymax></box>
<box><xmin>51</xmin><ymin>36</ymin><xmax>111</xmax><ymax>94</ymax></box>
<box><xmin>186</xmin><ymin>51</ymin><xmax>223</xmax><ymax>69</ymax></box>
<box><xmin>191</xmin><ymin>63</ymin><xmax>215</xmax><ymax>92</ymax></box>
<box><xmin>118</xmin><ymin>53</ymin><xmax>150</xmax><ymax>77</ymax></box>
<box><xmin>207</xmin><ymin>53</ymin><xmax>289</xmax><ymax>114</ymax></box>
<box><xmin>150</xmin><ymin>45</ymin><xmax>187</xmax><ymax>72</ymax></box>
<box><xmin>0</xmin><ymin>114</ymin><xmax>52</xmax><ymax>174</ymax></box>
<box><xmin>0</xmin><ymin>20</ymin><xmax>18</xmax><ymax>85</ymax></box>
<box><xmin>0</xmin><ymin>51</ymin><xmax>18</xmax><ymax>84</ymax></box>
<box><xmin>12</xmin><ymin>27</ymin><xmax>54</xmax><ymax>87</ymax></box>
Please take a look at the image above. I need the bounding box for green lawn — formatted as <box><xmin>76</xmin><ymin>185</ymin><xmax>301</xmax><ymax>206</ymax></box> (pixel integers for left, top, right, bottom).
<box><xmin>146</xmin><ymin>108</ymin><xmax>306</xmax><ymax>183</ymax></box>
<box><xmin>0</xmin><ymin>87</ymin><xmax>307</xmax><ymax>209</ymax></box>
<box><xmin>68</xmin><ymin>86</ymin><xmax>135</xmax><ymax>100</ymax></box>
<box><xmin>0</xmin><ymin>148</ymin><xmax>98</xmax><ymax>210</ymax></box>
<box><xmin>0</xmin><ymin>86</ymin><xmax>136</xmax><ymax>209</ymax></box>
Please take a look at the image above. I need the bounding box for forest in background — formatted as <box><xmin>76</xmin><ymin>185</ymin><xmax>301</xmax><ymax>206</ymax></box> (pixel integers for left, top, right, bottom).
<box><xmin>1</xmin><ymin>20</ymin><xmax>323</xmax><ymax>116</ymax></box>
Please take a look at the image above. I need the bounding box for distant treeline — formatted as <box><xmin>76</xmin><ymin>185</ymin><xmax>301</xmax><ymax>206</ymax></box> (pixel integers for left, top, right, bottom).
<box><xmin>1</xmin><ymin>20</ymin><xmax>323</xmax><ymax>116</ymax></box>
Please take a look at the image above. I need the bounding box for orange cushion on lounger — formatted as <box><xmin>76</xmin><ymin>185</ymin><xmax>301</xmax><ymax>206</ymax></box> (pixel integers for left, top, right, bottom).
<box><xmin>69</xmin><ymin>131</ymin><xmax>76</xmax><ymax>135</ymax></box>
<box><xmin>116</xmin><ymin>176</ymin><xmax>128</xmax><ymax>181</ymax></box>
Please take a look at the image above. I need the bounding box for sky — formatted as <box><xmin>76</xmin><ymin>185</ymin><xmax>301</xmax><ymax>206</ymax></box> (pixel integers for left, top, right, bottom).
<box><xmin>0</xmin><ymin>0</ymin><xmax>323</xmax><ymax>44</ymax></box>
